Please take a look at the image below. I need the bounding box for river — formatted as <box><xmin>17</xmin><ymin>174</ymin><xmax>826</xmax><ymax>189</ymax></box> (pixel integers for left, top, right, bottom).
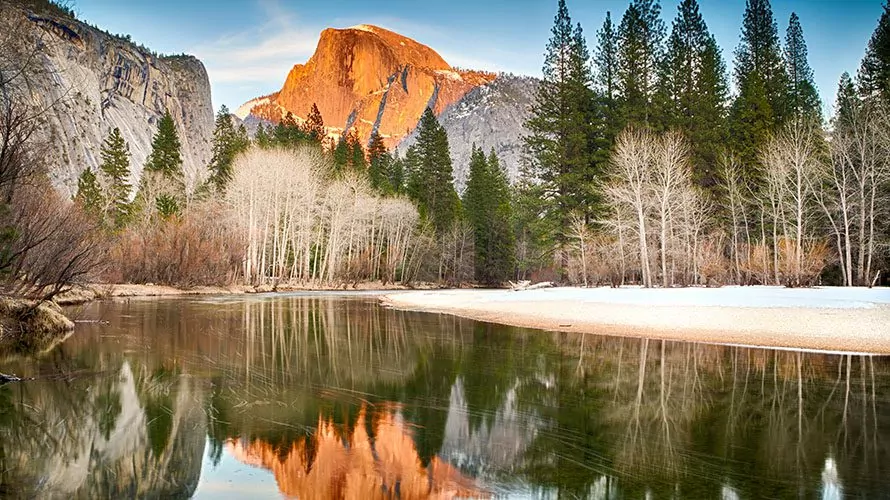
<box><xmin>0</xmin><ymin>294</ymin><xmax>887</xmax><ymax>498</ymax></box>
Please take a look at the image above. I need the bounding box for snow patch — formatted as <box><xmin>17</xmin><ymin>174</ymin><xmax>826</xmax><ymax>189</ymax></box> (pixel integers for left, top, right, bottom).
<box><xmin>348</xmin><ymin>24</ymin><xmax>377</xmax><ymax>33</ymax></box>
<box><xmin>434</xmin><ymin>69</ymin><xmax>463</xmax><ymax>82</ymax></box>
<box><xmin>234</xmin><ymin>97</ymin><xmax>269</xmax><ymax>119</ymax></box>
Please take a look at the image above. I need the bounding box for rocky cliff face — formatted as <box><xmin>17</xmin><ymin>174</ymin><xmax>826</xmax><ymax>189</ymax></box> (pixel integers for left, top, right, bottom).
<box><xmin>238</xmin><ymin>24</ymin><xmax>495</xmax><ymax>148</ymax></box>
<box><xmin>8</xmin><ymin>6</ymin><xmax>214</xmax><ymax>196</ymax></box>
<box><xmin>397</xmin><ymin>74</ymin><xmax>539</xmax><ymax>190</ymax></box>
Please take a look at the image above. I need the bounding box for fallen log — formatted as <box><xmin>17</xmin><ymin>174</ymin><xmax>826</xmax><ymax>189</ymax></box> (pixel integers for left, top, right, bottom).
<box><xmin>509</xmin><ymin>281</ymin><xmax>554</xmax><ymax>291</ymax></box>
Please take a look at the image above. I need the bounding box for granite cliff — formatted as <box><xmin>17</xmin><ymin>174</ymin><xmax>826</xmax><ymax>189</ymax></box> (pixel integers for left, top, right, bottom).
<box><xmin>4</xmin><ymin>3</ymin><xmax>214</xmax><ymax>196</ymax></box>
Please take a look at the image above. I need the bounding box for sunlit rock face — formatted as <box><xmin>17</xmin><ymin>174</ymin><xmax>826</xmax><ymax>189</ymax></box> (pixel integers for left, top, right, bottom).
<box><xmin>239</xmin><ymin>24</ymin><xmax>495</xmax><ymax>149</ymax></box>
<box><xmin>4</xmin><ymin>6</ymin><xmax>214</xmax><ymax>196</ymax></box>
<box><xmin>227</xmin><ymin>405</ymin><xmax>488</xmax><ymax>499</ymax></box>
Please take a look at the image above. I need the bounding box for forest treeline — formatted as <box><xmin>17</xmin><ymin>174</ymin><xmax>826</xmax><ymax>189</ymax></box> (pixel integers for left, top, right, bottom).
<box><xmin>519</xmin><ymin>0</ymin><xmax>890</xmax><ymax>288</ymax></box>
<box><xmin>4</xmin><ymin>0</ymin><xmax>890</xmax><ymax>298</ymax></box>
<box><xmin>69</xmin><ymin>0</ymin><xmax>890</xmax><ymax>289</ymax></box>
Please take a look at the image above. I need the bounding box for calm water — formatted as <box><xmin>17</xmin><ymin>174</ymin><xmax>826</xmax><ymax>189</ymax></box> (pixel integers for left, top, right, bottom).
<box><xmin>0</xmin><ymin>294</ymin><xmax>888</xmax><ymax>499</ymax></box>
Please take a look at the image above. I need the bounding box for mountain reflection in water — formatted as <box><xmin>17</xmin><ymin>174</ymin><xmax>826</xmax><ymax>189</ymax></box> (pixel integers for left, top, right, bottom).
<box><xmin>0</xmin><ymin>295</ymin><xmax>887</xmax><ymax>499</ymax></box>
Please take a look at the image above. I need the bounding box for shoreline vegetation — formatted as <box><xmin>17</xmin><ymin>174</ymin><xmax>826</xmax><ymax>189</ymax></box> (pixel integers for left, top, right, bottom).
<box><xmin>382</xmin><ymin>286</ymin><xmax>890</xmax><ymax>354</ymax></box>
<box><xmin>52</xmin><ymin>281</ymin><xmax>443</xmax><ymax>305</ymax></box>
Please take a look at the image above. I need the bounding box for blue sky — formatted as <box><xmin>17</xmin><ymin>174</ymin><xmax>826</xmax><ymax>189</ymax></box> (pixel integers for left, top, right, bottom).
<box><xmin>72</xmin><ymin>0</ymin><xmax>885</xmax><ymax>114</ymax></box>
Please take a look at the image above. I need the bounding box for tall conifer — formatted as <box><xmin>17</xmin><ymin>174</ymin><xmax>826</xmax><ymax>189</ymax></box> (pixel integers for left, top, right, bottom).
<box><xmin>730</xmin><ymin>0</ymin><xmax>790</xmax><ymax>173</ymax></box>
<box><xmin>406</xmin><ymin>108</ymin><xmax>459</xmax><ymax>234</ymax></box>
<box><xmin>525</xmin><ymin>0</ymin><xmax>603</xmax><ymax>249</ymax></box>
<box><xmin>859</xmin><ymin>2</ymin><xmax>890</xmax><ymax>100</ymax></box>
<box><xmin>784</xmin><ymin>13</ymin><xmax>821</xmax><ymax>121</ymax></box>
<box><xmin>99</xmin><ymin>127</ymin><xmax>133</xmax><ymax>228</ymax></box>
<box><xmin>661</xmin><ymin>0</ymin><xmax>729</xmax><ymax>187</ymax></box>
<box><xmin>617</xmin><ymin>0</ymin><xmax>666</xmax><ymax>128</ymax></box>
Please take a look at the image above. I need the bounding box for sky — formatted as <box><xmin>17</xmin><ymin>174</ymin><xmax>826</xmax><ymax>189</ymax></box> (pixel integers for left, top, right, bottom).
<box><xmin>71</xmin><ymin>0</ymin><xmax>886</xmax><ymax>114</ymax></box>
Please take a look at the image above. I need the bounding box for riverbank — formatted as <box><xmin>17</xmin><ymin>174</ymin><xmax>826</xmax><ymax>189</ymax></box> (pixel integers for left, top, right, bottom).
<box><xmin>382</xmin><ymin>286</ymin><xmax>890</xmax><ymax>354</ymax></box>
<box><xmin>0</xmin><ymin>298</ymin><xmax>74</xmax><ymax>354</ymax></box>
<box><xmin>53</xmin><ymin>281</ymin><xmax>440</xmax><ymax>305</ymax></box>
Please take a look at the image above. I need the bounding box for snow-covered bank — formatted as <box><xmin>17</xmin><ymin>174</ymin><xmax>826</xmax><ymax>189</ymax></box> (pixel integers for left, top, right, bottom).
<box><xmin>382</xmin><ymin>286</ymin><xmax>890</xmax><ymax>354</ymax></box>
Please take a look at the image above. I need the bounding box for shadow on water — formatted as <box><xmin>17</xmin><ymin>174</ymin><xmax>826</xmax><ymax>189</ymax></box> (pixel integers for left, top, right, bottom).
<box><xmin>0</xmin><ymin>295</ymin><xmax>887</xmax><ymax>498</ymax></box>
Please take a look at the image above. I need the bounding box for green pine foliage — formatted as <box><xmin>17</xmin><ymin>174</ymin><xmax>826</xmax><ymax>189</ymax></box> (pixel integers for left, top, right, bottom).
<box><xmin>405</xmin><ymin>108</ymin><xmax>460</xmax><ymax>234</ymax></box>
<box><xmin>207</xmin><ymin>105</ymin><xmax>250</xmax><ymax>192</ymax></box>
<box><xmin>333</xmin><ymin>129</ymin><xmax>366</xmax><ymax>173</ymax></box>
<box><xmin>595</xmin><ymin>12</ymin><xmax>619</xmax><ymax>102</ymax></box>
<box><xmin>144</xmin><ymin>111</ymin><xmax>184</xmax><ymax>187</ymax></box>
<box><xmin>367</xmin><ymin>130</ymin><xmax>393</xmax><ymax>193</ymax></box>
<box><xmin>255</xmin><ymin>123</ymin><xmax>272</xmax><ymax>148</ymax></box>
<box><xmin>524</xmin><ymin>0</ymin><xmax>606</xmax><ymax>252</ymax></box>
<box><xmin>99</xmin><ymin>127</ymin><xmax>133</xmax><ymax>228</ymax></box>
<box><xmin>273</xmin><ymin>112</ymin><xmax>312</xmax><ymax>147</ymax></box>
<box><xmin>463</xmin><ymin>146</ymin><xmax>515</xmax><ymax>284</ymax></box>
<box><xmin>660</xmin><ymin>0</ymin><xmax>729</xmax><ymax>188</ymax></box>
<box><xmin>730</xmin><ymin>0</ymin><xmax>790</xmax><ymax>170</ymax></box>
<box><xmin>74</xmin><ymin>167</ymin><xmax>104</xmax><ymax>221</ymax></box>
<box><xmin>784</xmin><ymin>13</ymin><xmax>822</xmax><ymax>121</ymax></box>
<box><xmin>616</xmin><ymin>0</ymin><xmax>666</xmax><ymax>128</ymax></box>
<box><xmin>595</xmin><ymin>12</ymin><xmax>622</xmax><ymax>145</ymax></box>
<box><xmin>859</xmin><ymin>2</ymin><xmax>890</xmax><ymax>100</ymax></box>
<box><xmin>389</xmin><ymin>154</ymin><xmax>406</xmax><ymax>194</ymax></box>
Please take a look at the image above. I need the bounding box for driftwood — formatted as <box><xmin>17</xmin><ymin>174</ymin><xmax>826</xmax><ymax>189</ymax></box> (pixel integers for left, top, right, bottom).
<box><xmin>509</xmin><ymin>280</ymin><xmax>554</xmax><ymax>291</ymax></box>
<box><xmin>0</xmin><ymin>373</ymin><xmax>23</xmax><ymax>385</ymax></box>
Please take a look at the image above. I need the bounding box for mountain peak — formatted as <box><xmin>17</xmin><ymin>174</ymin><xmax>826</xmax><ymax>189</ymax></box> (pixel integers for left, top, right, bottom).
<box><xmin>240</xmin><ymin>24</ymin><xmax>494</xmax><ymax>147</ymax></box>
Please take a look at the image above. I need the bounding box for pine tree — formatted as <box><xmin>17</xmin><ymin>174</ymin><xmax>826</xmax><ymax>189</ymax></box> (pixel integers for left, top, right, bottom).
<box><xmin>367</xmin><ymin>130</ymin><xmax>393</xmax><ymax>193</ymax></box>
<box><xmin>595</xmin><ymin>12</ymin><xmax>619</xmax><ymax>102</ymax></box>
<box><xmin>207</xmin><ymin>105</ymin><xmax>250</xmax><ymax>192</ymax></box>
<box><xmin>406</xmin><ymin>108</ymin><xmax>460</xmax><ymax>234</ymax></box>
<box><xmin>617</xmin><ymin>0</ymin><xmax>666</xmax><ymax>128</ymax></box>
<box><xmin>660</xmin><ymin>0</ymin><xmax>729</xmax><ymax>187</ymax></box>
<box><xmin>784</xmin><ymin>13</ymin><xmax>821</xmax><ymax>121</ymax></box>
<box><xmin>333</xmin><ymin>129</ymin><xmax>366</xmax><ymax>173</ymax></box>
<box><xmin>834</xmin><ymin>72</ymin><xmax>858</xmax><ymax>125</ymax></box>
<box><xmin>595</xmin><ymin>12</ymin><xmax>622</xmax><ymax>144</ymax></box>
<box><xmin>464</xmin><ymin>146</ymin><xmax>515</xmax><ymax>284</ymax></box>
<box><xmin>729</xmin><ymin>73</ymin><xmax>773</xmax><ymax>184</ymax></box>
<box><xmin>525</xmin><ymin>0</ymin><xmax>604</xmax><ymax>250</ymax></box>
<box><xmin>255</xmin><ymin>123</ymin><xmax>271</xmax><ymax>148</ymax></box>
<box><xmin>75</xmin><ymin>167</ymin><xmax>104</xmax><ymax>222</ymax></box>
<box><xmin>144</xmin><ymin>111</ymin><xmax>184</xmax><ymax>188</ymax></box>
<box><xmin>99</xmin><ymin>127</ymin><xmax>133</xmax><ymax>228</ymax></box>
<box><xmin>730</xmin><ymin>0</ymin><xmax>790</xmax><ymax>170</ymax></box>
<box><xmin>859</xmin><ymin>2</ymin><xmax>890</xmax><ymax>100</ymax></box>
<box><xmin>274</xmin><ymin>112</ymin><xmax>310</xmax><ymax>147</ymax></box>
<box><xmin>389</xmin><ymin>153</ymin><xmax>406</xmax><ymax>194</ymax></box>
<box><xmin>303</xmin><ymin>103</ymin><xmax>325</xmax><ymax>143</ymax></box>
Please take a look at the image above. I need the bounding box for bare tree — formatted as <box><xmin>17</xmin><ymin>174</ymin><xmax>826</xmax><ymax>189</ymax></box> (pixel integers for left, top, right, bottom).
<box><xmin>226</xmin><ymin>147</ymin><xmax>423</xmax><ymax>286</ymax></box>
<box><xmin>760</xmin><ymin>121</ymin><xmax>827</xmax><ymax>286</ymax></box>
<box><xmin>606</xmin><ymin>128</ymin><xmax>655</xmax><ymax>287</ymax></box>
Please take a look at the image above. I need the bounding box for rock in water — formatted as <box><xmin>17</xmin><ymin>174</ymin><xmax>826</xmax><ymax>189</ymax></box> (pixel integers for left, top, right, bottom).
<box><xmin>3</xmin><ymin>5</ymin><xmax>214</xmax><ymax>197</ymax></box>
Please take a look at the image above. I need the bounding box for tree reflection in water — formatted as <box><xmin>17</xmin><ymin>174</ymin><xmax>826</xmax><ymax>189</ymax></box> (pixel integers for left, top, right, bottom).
<box><xmin>0</xmin><ymin>295</ymin><xmax>887</xmax><ymax>498</ymax></box>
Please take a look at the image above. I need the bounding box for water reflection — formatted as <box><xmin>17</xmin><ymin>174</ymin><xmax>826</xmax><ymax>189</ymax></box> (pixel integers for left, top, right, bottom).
<box><xmin>0</xmin><ymin>295</ymin><xmax>887</xmax><ymax>498</ymax></box>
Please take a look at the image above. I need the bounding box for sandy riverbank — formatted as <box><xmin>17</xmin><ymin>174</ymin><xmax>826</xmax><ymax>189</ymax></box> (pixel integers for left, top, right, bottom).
<box><xmin>382</xmin><ymin>286</ymin><xmax>890</xmax><ymax>354</ymax></box>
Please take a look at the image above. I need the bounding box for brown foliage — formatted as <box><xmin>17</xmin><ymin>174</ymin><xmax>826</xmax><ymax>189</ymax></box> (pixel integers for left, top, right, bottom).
<box><xmin>105</xmin><ymin>203</ymin><xmax>243</xmax><ymax>287</ymax></box>
<box><xmin>0</xmin><ymin>184</ymin><xmax>107</xmax><ymax>300</ymax></box>
<box><xmin>698</xmin><ymin>235</ymin><xmax>729</xmax><ymax>287</ymax></box>
<box><xmin>776</xmin><ymin>238</ymin><xmax>831</xmax><ymax>288</ymax></box>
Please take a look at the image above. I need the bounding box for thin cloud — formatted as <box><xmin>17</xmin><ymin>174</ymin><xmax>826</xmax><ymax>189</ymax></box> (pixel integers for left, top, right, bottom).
<box><xmin>189</xmin><ymin>0</ymin><xmax>320</xmax><ymax>91</ymax></box>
